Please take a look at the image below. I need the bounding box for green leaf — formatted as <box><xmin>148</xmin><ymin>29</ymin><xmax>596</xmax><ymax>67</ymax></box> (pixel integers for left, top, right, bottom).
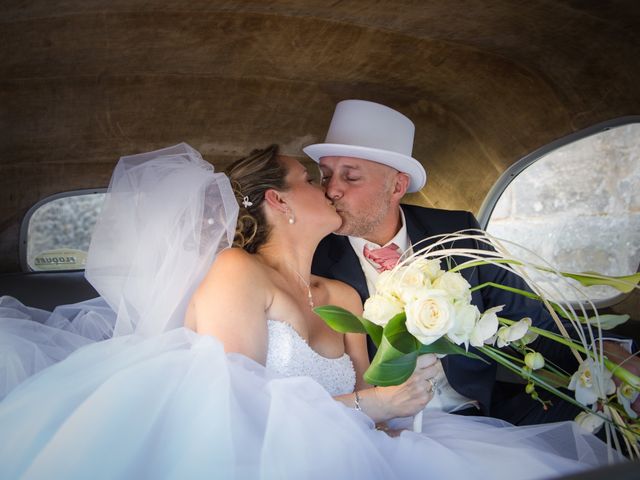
<box><xmin>364</xmin><ymin>313</ymin><xmax>420</xmax><ymax>386</ymax></box>
<box><xmin>382</xmin><ymin>312</ymin><xmax>417</xmax><ymax>353</ymax></box>
<box><xmin>361</xmin><ymin>317</ymin><xmax>383</xmax><ymax>347</ymax></box>
<box><xmin>582</xmin><ymin>314</ymin><xmax>630</xmax><ymax>330</ymax></box>
<box><xmin>470</xmin><ymin>281</ymin><xmax>539</xmax><ymax>300</ymax></box>
<box><xmin>546</xmin><ymin>303</ymin><xmax>630</xmax><ymax>331</ymax></box>
<box><xmin>365</xmin><ymin>335</ymin><xmax>418</xmax><ymax>386</ymax></box>
<box><xmin>364</xmin><ymin>350</ymin><xmax>418</xmax><ymax>386</ymax></box>
<box><xmin>313</xmin><ymin>305</ymin><xmax>366</xmax><ymax>334</ymax></box>
<box><xmin>472</xmin><ymin>269</ymin><xmax>640</xmax><ymax>296</ymax></box>
<box><xmin>417</xmin><ymin>338</ymin><xmax>486</xmax><ymax>362</ymax></box>
<box><xmin>560</xmin><ymin>271</ymin><xmax>640</xmax><ymax>294</ymax></box>
<box><xmin>314</xmin><ymin>304</ymin><xmax>385</xmax><ymax>346</ymax></box>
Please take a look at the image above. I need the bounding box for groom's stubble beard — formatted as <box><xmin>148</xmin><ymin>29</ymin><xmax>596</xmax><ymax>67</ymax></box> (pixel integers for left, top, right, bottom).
<box><xmin>334</xmin><ymin>210</ymin><xmax>386</xmax><ymax>238</ymax></box>
<box><xmin>332</xmin><ymin>178</ymin><xmax>395</xmax><ymax>239</ymax></box>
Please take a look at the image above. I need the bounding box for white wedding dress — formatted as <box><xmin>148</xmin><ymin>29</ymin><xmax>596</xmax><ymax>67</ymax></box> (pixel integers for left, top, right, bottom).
<box><xmin>0</xmin><ymin>144</ymin><xmax>623</xmax><ymax>480</ymax></box>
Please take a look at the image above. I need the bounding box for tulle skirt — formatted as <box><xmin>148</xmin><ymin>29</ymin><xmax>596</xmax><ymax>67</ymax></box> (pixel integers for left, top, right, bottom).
<box><xmin>0</xmin><ymin>296</ymin><xmax>625</xmax><ymax>480</ymax></box>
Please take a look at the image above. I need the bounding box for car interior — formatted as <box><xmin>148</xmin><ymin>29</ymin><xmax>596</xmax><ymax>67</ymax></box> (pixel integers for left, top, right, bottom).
<box><xmin>1</xmin><ymin>2</ymin><xmax>638</xmax><ymax>476</ymax></box>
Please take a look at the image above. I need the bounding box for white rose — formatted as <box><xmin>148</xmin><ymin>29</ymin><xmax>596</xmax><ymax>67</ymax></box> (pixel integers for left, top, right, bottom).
<box><xmin>373</xmin><ymin>270</ymin><xmax>399</xmax><ymax>296</ymax></box>
<box><xmin>395</xmin><ymin>264</ymin><xmax>431</xmax><ymax>303</ymax></box>
<box><xmin>496</xmin><ymin>317</ymin><xmax>532</xmax><ymax>348</ymax></box>
<box><xmin>470</xmin><ymin>305</ymin><xmax>502</xmax><ymax>347</ymax></box>
<box><xmin>574</xmin><ymin>411</ymin><xmax>605</xmax><ymax>434</ymax></box>
<box><xmin>398</xmin><ymin>264</ymin><xmax>430</xmax><ymax>288</ymax></box>
<box><xmin>432</xmin><ymin>271</ymin><xmax>472</xmax><ymax>303</ymax></box>
<box><xmin>447</xmin><ymin>303</ymin><xmax>480</xmax><ymax>347</ymax></box>
<box><xmin>411</xmin><ymin>258</ymin><xmax>444</xmax><ymax>281</ymax></box>
<box><xmin>405</xmin><ymin>290</ymin><xmax>455</xmax><ymax>345</ymax></box>
<box><xmin>363</xmin><ymin>294</ymin><xmax>405</xmax><ymax>327</ymax></box>
<box><xmin>373</xmin><ymin>265</ymin><xmax>431</xmax><ymax>302</ymax></box>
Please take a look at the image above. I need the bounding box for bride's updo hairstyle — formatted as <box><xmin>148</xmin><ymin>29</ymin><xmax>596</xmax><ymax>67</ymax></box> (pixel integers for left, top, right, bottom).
<box><xmin>225</xmin><ymin>144</ymin><xmax>289</xmax><ymax>253</ymax></box>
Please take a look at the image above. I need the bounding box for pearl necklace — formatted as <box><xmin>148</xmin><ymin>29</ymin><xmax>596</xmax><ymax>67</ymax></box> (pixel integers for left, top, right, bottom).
<box><xmin>294</xmin><ymin>271</ymin><xmax>315</xmax><ymax>309</ymax></box>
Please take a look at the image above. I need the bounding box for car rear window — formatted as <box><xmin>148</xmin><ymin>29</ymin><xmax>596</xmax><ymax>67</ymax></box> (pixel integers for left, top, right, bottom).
<box><xmin>21</xmin><ymin>190</ymin><xmax>106</xmax><ymax>272</ymax></box>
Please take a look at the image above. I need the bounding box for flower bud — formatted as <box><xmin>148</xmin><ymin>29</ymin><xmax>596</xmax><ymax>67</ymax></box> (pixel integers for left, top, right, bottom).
<box><xmin>575</xmin><ymin>412</ymin><xmax>605</xmax><ymax>434</ymax></box>
<box><xmin>524</xmin><ymin>352</ymin><xmax>545</xmax><ymax>370</ymax></box>
<box><xmin>525</xmin><ymin>383</ymin><xmax>535</xmax><ymax>394</ymax></box>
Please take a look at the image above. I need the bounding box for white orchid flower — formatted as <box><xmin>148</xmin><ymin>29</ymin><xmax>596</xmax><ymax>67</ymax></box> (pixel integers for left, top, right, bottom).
<box><xmin>568</xmin><ymin>358</ymin><xmax>616</xmax><ymax>406</ymax></box>
<box><xmin>518</xmin><ymin>330</ymin><xmax>539</xmax><ymax>346</ymax></box>
<box><xmin>617</xmin><ymin>383</ymin><xmax>639</xmax><ymax>419</ymax></box>
<box><xmin>447</xmin><ymin>303</ymin><xmax>480</xmax><ymax>349</ymax></box>
<box><xmin>469</xmin><ymin>305</ymin><xmax>502</xmax><ymax>347</ymax></box>
<box><xmin>495</xmin><ymin>317</ymin><xmax>532</xmax><ymax>348</ymax></box>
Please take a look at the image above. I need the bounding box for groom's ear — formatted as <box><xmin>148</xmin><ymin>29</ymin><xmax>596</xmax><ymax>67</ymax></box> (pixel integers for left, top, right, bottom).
<box><xmin>392</xmin><ymin>172</ymin><xmax>410</xmax><ymax>199</ymax></box>
<box><xmin>263</xmin><ymin>189</ymin><xmax>288</xmax><ymax>214</ymax></box>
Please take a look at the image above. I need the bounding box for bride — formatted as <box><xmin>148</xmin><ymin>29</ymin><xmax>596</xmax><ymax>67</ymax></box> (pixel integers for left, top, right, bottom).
<box><xmin>0</xmin><ymin>143</ymin><xmax>623</xmax><ymax>479</ymax></box>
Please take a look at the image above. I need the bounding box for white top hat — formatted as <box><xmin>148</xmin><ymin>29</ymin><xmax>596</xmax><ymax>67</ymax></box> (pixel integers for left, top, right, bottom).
<box><xmin>303</xmin><ymin>100</ymin><xmax>427</xmax><ymax>192</ymax></box>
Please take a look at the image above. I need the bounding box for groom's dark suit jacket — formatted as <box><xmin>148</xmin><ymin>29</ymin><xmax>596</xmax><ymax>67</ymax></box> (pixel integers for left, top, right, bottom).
<box><xmin>312</xmin><ymin>204</ymin><xmax>582</xmax><ymax>424</ymax></box>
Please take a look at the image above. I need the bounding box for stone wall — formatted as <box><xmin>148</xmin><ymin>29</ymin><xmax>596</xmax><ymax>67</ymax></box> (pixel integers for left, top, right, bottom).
<box><xmin>487</xmin><ymin>124</ymin><xmax>639</xmax><ymax>304</ymax></box>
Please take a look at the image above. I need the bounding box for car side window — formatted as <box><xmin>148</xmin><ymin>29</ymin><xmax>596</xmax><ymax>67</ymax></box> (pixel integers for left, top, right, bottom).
<box><xmin>21</xmin><ymin>190</ymin><xmax>106</xmax><ymax>272</ymax></box>
<box><xmin>478</xmin><ymin>119</ymin><xmax>640</xmax><ymax>307</ymax></box>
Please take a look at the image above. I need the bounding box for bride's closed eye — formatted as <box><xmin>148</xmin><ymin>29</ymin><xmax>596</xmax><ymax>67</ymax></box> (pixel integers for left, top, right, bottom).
<box><xmin>305</xmin><ymin>172</ymin><xmax>321</xmax><ymax>186</ymax></box>
<box><xmin>319</xmin><ymin>172</ymin><xmax>331</xmax><ymax>185</ymax></box>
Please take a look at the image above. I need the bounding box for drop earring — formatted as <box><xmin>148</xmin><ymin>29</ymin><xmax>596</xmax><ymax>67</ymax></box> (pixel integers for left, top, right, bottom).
<box><xmin>286</xmin><ymin>207</ymin><xmax>295</xmax><ymax>225</ymax></box>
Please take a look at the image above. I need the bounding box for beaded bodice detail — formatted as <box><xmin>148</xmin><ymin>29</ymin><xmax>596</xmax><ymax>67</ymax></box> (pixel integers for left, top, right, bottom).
<box><xmin>265</xmin><ymin>320</ymin><xmax>356</xmax><ymax>396</ymax></box>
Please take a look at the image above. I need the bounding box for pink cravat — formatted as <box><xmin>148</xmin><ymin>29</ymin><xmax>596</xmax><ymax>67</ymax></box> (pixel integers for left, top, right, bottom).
<box><xmin>363</xmin><ymin>243</ymin><xmax>401</xmax><ymax>273</ymax></box>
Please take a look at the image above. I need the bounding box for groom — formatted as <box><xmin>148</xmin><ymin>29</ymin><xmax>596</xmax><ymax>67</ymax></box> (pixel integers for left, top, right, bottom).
<box><xmin>308</xmin><ymin>99</ymin><xmax>638</xmax><ymax>425</ymax></box>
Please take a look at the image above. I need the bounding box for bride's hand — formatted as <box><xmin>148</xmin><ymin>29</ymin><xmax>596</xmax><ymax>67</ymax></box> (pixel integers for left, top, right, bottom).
<box><xmin>372</xmin><ymin>354</ymin><xmax>440</xmax><ymax>420</ymax></box>
<box><xmin>337</xmin><ymin>352</ymin><xmax>441</xmax><ymax>423</ymax></box>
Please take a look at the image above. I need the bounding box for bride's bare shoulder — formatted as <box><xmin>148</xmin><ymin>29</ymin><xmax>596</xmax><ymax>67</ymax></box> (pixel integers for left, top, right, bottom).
<box><xmin>213</xmin><ymin>247</ymin><xmax>264</xmax><ymax>269</ymax></box>
<box><xmin>313</xmin><ymin>276</ymin><xmax>362</xmax><ymax>315</ymax></box>
<box><xmin>201</xmin><ymin>247</ymin><xmax>267</xmax><ymax>285</ymax></box>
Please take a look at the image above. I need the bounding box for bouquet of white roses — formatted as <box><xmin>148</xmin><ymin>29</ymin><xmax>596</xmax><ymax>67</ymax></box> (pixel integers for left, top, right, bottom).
<box><xmin>315</xmin><ymin>231</ymin><xmax>640</xmax><ymax>456</ymax></box>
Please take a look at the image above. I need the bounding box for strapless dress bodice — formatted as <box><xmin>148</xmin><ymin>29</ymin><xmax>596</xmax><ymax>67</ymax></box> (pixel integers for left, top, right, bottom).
<box><xmin>265</xmin><ymin>320</ymin><xmax>356</xmax><ymax>396</ymax></box>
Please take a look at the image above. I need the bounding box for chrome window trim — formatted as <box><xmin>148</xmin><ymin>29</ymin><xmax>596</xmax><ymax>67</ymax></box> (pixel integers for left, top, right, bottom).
<box><xmin>19</xmin><ymin>188</ymin><xmax>107</xmax><ymax>272</ymax></box>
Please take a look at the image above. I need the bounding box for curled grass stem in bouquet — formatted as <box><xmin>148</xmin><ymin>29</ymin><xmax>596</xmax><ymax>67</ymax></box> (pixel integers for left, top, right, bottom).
<box><xmin>314</xmin><ymin>230</ymin><xmax>640</xmax><ymax>456</ymax></box>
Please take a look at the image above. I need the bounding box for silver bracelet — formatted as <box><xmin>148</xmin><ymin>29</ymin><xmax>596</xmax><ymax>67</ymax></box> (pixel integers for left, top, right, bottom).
<box><xmin>354</xmin><ymin>390</ymin><xmax>362</xmax><ymax>411</ymax></box>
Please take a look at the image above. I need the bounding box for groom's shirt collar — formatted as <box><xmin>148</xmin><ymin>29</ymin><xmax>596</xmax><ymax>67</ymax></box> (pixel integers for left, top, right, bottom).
<box><xmin>348</xmin><ymin>208</ymin><xmax>411</xmax><ymax>295</ymax></box>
